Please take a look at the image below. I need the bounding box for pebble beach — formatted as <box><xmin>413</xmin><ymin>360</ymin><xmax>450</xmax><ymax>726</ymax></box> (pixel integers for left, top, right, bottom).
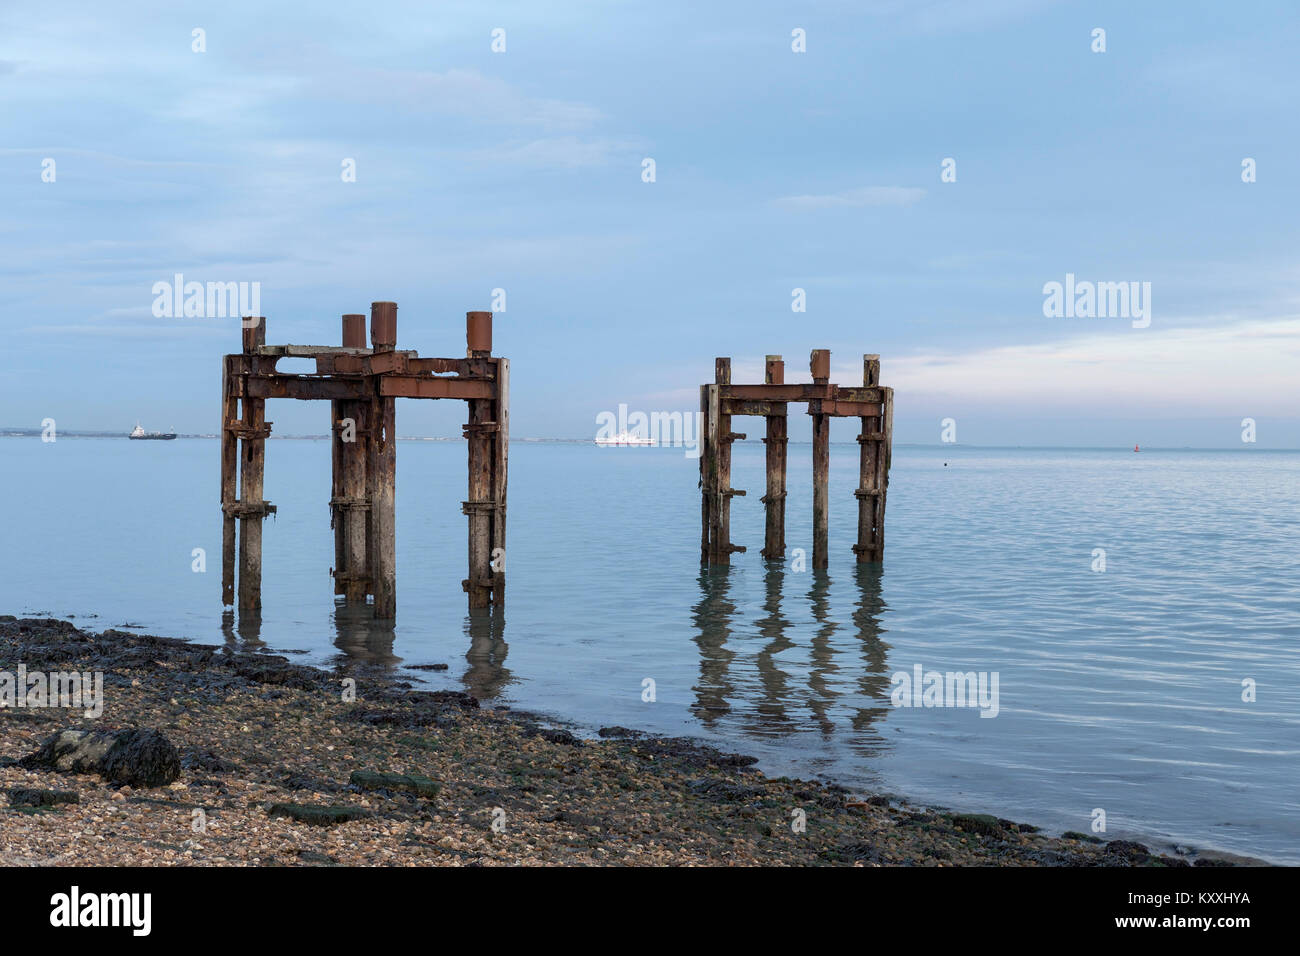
<box><xmin>0</xmin><ymin>616</ymin><xmax>1252</xmax><ymax>867</ymax></box>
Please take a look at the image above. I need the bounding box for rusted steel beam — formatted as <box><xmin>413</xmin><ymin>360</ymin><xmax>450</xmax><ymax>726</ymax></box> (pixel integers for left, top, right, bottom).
<box><xmin>719</xmin><ymin>383</ymin><xmax>885</xmax><ymax>403</ymax></box>
<box><xmin>819</xmin><ymin>400</ymin><xmax>883</xmax><ymax>417</ymax></box>
<box><xmin>258</xmin><ymin>345</ymin><xmax>373</xmax><ymax>358</ymax></box>
<box><xmin>379</xmin><ymin>376</ymin><xmax>494</xmax><ymax>400</ymax></box>
<box><xmin>408</xmin><ymin>357</ymin><xmax>474</xmax><ymax>375</ymax></box>
<box><xmin>722</xmin><ymin>399</ymin><xmax>781</xmax><ymax>416</ymax></box>
<box><xmin>245</xmin><ymin>376</ymin><xmax>371</xmax><ymax>401</ymax></box>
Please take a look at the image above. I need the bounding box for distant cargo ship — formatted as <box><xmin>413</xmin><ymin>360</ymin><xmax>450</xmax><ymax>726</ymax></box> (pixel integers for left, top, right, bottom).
<box><xmin>594</xmin><ymin>431</ymin><xmax>655</xmax><ymax>447</ymax></box>
<box><xmin>129</xmin><ymin>423</ymin><xmax>177</xmax><ymax>441</ymax></box>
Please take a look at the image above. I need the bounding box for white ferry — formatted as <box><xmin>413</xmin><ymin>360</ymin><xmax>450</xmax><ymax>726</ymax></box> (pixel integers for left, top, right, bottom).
<box><xmin>594</xmin><ymin>431</ymin><xmax>655</xmax><ymax>447</ymax></box>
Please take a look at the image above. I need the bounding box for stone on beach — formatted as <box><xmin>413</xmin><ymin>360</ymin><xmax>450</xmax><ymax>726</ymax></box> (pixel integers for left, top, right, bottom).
<box><xmin>19</xmin><ymin>728</ymin><xmax>181</xmax><ymax>788</ymax></box>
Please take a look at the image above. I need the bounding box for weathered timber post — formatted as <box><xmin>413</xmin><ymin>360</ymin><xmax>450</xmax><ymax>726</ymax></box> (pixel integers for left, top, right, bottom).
<box><xmin>464</xmin><ymin>311</ymin><xmax>495</xmax><ymax>608</ymax></box>
<box><xmin>715</xmin><ymin>358</ymin><xmax>733</xmax><ymax>565</ymax></box>
<box><xmin>489</xmin><ymin>328</ymin><xmax>510</xmax><ymax>608</ymax></box>
<box><xmin>237</xmin><ymin>317</ymin><xmax>269</xmax><ymax>610</ymax></box>
<box><xmin>368</xmin><ymin>302</ymin><xmax>397</xmax><ymax>619</ymax></box>
<box><xmin>333</xmin><ymin>313</ymin><xmax>370</xmax><ymax>603</ymax></box>
<box><xmin>220</xmin><ymin>353</ymin><xmax>239</xmax><ymax>605</ymax></box>
<box><xmin>700</xmin><ymin>382</ymin><xmax>714</xmax><ymax>563</ymax></box>
<box><xmin>877</xmin><ymin>384</ymin><xmax>893</xmax><ymax>561</ymax></box>
<box><xmin>697</xmin><ymin>346</ymin><xmax>891</xmax><ymax>569</ymax></box>
<box><xmin>854</xmin><ymin>354</ymin><xmax>884</xmax><ymax>562</ymax></box>
<box><xmin>760</xmin><ymin>355</ymin><xmax>787</xmax><ymax>560</ymax></box>
<box><xmin>810</xmin><ymin>348</ymin><xmax>831</xmax><ymax>569</ymax></box>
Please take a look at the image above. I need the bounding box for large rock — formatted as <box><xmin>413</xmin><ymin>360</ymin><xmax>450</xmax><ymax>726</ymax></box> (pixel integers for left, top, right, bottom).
<box><xmin>19</xmin><ymin>729</ymin><xmax>181</xmax><ymax>788</ymax></box>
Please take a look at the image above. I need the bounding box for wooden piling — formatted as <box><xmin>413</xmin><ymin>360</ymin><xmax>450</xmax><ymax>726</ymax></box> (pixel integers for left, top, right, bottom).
<box><xmin>238</xmin><ymin>317</ymin><xmax>268</xmax><ymax>611</ymax></box>
<box><xmin>715</xmin><ymin>358</ymin><xmax>736</xmax><ymax>565</ymax></box>
<box><xmin>490</xmin><ymin>354</ymin><xmax>509</xmax><ymax>607</ymax></box>
<box><xmin>220</xmin><ymin>299</ymin><xmax>508</xmax><ymax>618</ymax></box>
<box><xmin>811</xmin><ymin>349</ymin><xmax>830</xmax><ymax>570</ymax></box>
<box><xmin>854</xmin><ymin>354</ymin><xmax>883</xmax><ymax>562</ymax></box>
<box><xmin>464</xmin><ymin>312</ymin><xmax>495</xmax><ymax>609</ymax></box>
<box><xmin>220</xmin><ymin>355</ymin><xmax>238</xmax><ymax>605</ymax></box>
<box><xmin>877</xmin><ymin>386</ymin><xmax>893</xmax><ymax>561</ymax></box>
<box><xmin>700</xmin><ymin>383</ymin><xmax>715</xmax><ymax>563</ymax></box>
<box><xmin>760</xmin><ymin>355</ymin><xmax>787</xmax><ymax>560</ymax></box>
<box><xmin>369</xmin><ymin>303</ymin><xmax>397</xmax><ymax>619</ymax></box>
<box><xmin>697</xmin><ymin>345</ymin><xmax>891</xmax><ymax>569</ymax></box>
<box><xmin>333</xmin><ymin>314</ymin><xmax>370</xmax><ymax>603</ymax></box>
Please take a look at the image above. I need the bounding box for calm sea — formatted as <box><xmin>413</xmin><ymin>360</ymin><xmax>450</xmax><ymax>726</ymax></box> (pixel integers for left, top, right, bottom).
<box><xmin>2</xmin><ymin>437</ymin><xmax>1297</xmax><ymax>863</ymax></box>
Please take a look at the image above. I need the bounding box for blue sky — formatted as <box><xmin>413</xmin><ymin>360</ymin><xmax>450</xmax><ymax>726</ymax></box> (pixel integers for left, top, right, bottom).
<box><xmin>2</xmin><ymin>0</ymin><xmax>1298</xmax><ymax>445</ymax></box>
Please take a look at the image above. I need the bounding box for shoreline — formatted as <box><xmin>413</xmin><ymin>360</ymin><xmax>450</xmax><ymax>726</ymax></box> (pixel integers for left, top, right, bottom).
<box><xmin>0</xmin><ymin>616</ymin><xmax>1263</xmax><ymax>867</ymax></box>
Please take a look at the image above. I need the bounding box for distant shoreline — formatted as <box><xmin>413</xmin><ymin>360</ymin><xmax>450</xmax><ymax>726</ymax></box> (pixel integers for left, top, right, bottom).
<box><xmin>2</xmin><ymin>431</ymin><xmax>1297</xmax><ymax>452</ymax></box>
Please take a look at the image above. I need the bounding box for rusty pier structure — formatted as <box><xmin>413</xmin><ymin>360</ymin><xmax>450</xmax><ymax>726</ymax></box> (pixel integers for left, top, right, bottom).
<box><xmin>699</xmin><ymin>351</ymin><xmax>893</xmax><ymax>569</ymax></box>
<box><xmin>220</xmin><ymin>304</ymin><xmax>508</xmax><ymax>619</ymax></box>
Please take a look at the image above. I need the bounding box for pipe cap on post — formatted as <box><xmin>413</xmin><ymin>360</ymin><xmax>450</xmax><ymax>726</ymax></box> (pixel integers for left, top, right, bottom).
<box><xmin>810</xmin><ymin>349</ymin><xmax>830</xmax><ymax>383</ymax></box>
<box><xmin>242</xmin><ymin>317</ymin><xmax>266</xmax><ymax>354</ymax></box>
<box><xmin>370</xmin><ymin>302</ymin><xmax>397</xmax><ymax>352</ymax></box>
<box><xmin>466</xmin><ymin>311</ymin><xmax>493</xmax><ymax>357</ymax></box>
<box><xmin>342</xmin><ymin>314</ymin><xmax>367</xmax><ymax>349</ymax></box>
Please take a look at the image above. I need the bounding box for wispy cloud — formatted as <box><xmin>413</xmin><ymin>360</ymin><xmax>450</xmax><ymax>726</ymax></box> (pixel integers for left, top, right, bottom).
<box><xmin>775</xmin><ymin>186</ymin><xmax>926</xmax><ymax>209</ymax></box>
<box><xmin>879</xmin><ymin>317</ymin><xmax>1300</xmax><ymax>416</ymax></box>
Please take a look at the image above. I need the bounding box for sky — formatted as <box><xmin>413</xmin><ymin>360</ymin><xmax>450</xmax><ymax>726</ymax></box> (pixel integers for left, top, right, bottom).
<box><xmin>1</xmin><ymin>0</ymin><xmax>1298</xmax><ymax>446</ymax></box>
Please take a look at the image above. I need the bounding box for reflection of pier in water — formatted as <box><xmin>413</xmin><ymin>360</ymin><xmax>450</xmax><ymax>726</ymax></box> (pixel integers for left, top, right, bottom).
<box><xmin>323</xmin><ymin>606</ymin><xmax>513</xmax><ymax>701</ymax></box>
<box><xmin>462</xmin><ymin>609</ymin><xmax>512</xmax><ymax>700</ymax></box>
<box><xmin>690</xmin><ymin>564</ymin><xmax>894</xmax><ymax>753</ymax></box>
<box><xmin>221</xmin><ymin>609</ymin><xmax>264</xmax><ymax>650</ymax></box>
<box><xmin>332</xmin><ymin>605</ymin><xmax>398</xmax><ymax>673</ymax></box>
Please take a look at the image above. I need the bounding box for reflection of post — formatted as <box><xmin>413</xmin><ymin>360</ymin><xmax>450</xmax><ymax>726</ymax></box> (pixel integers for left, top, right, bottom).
<box><xmin>463</xmin><ymin>609</ymin><xmax>510</xmax><ymax>700</ymax></box>
<box><xmin>806</xmin><ymin>569</ymin><xmax>840</xmax><ymax>734</ymax></box>
<box><xmin>810</xmin><ymin>349</ymin><xmax>830</xmax><ymax>570</ymax></box>
<box><xmin>760</xmin><ymin>355</ymin><xmax>787</xmax><ymax>561</ymax></box>
<box><xmin>238</xmin><ymin>317</ymin><xmax>268</xmax><ymax>611</ymax></box>
<box><xmin>750</xmin><ymin>564</ymin><xmax>795</xmax><ymax>735</ymax></box>
<box><xmin>332</xmin><ymin>605</ymin><xmax>398</xmax><ymax>669</ymax></box>
<box><xmin>850</xmin><ymin>563</ymin><xmax>892</xmax><ymax>740</ymax></box>
<box><xmin>369</xmin><ymin>302</ymin><xmax>397</xmax><ymax>619</ymax></box>
<box><xmin>690</xmin><ymin>568</ymin><xmax>736</xmax><ymax>724</ymax></box>
<box><xmin>222</xmin><ymin>608</ymin><xmax>263</xmax><ymax>649</ymax></box>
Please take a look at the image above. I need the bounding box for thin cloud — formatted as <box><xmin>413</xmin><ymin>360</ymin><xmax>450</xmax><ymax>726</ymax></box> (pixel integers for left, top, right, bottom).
<box><xmin>775</xmin><ymin>186</ymin><xmax>926</xmax><ymax>209</ymax></box>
